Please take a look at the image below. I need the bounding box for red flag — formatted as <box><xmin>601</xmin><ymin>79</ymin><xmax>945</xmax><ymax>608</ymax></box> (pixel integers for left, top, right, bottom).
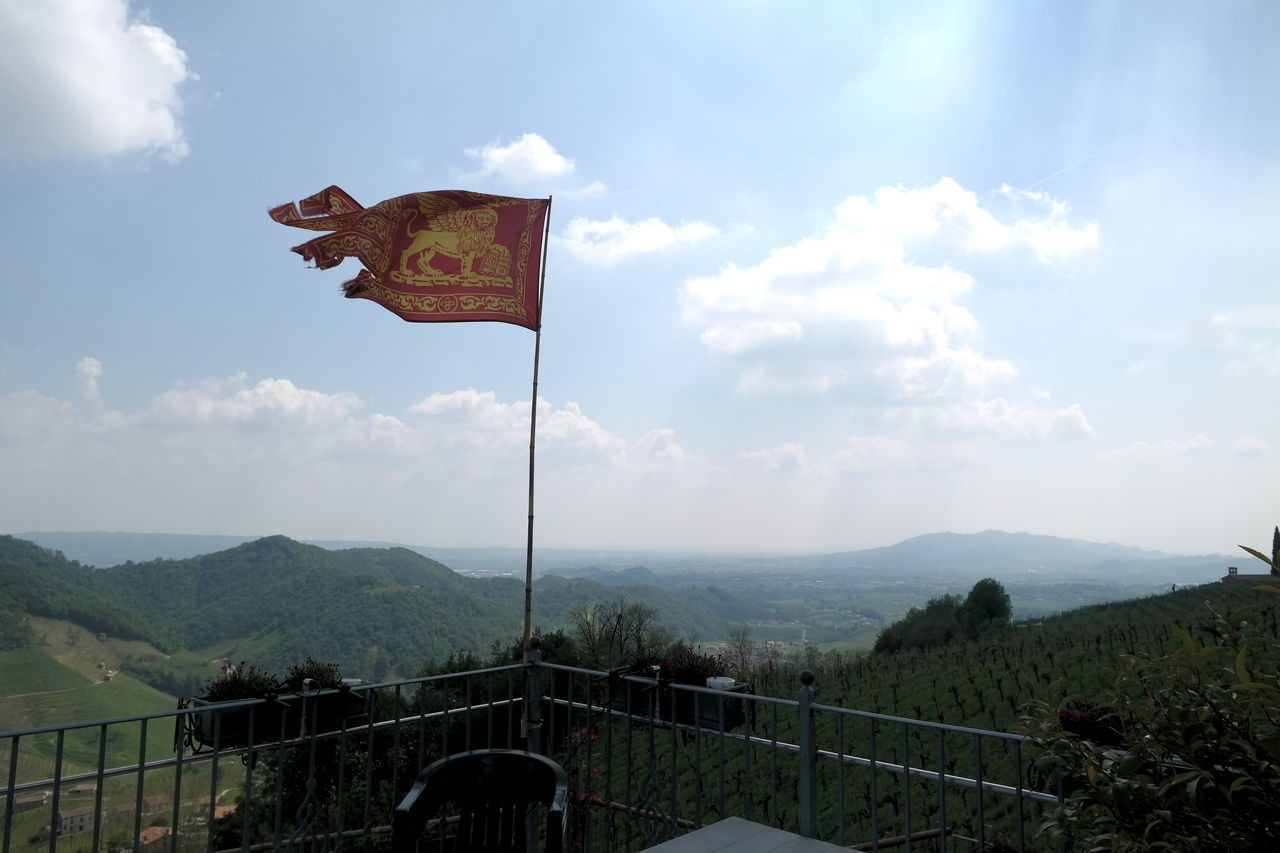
<box><xmin>270</xmin><ymin>187</ymin><xmax>549</xmax><ymax>330</ymax></box>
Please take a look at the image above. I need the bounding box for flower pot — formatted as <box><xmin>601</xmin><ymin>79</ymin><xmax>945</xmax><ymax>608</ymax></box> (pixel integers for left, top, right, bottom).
<box><xmin>178</xmin><ymin>689</ymin><xmax>367</xmax><ymax>753</ymax></box>
<box><xmin>298</xmin><ymin>689</ymin><xmax>368</xmax><ymax>736</ymax></box>
<box><xmin>662</xmin><ymin>683</ymin><xmax>748</xmax><ymax>731</ymax></box>
<box><xmin>180</xmin><ymin>697</ymin><xmax>292</xmax><ymax>752</ymax></box>
<box><xmin>609</xmin><ymin>676</ymin><xmax>659</xmax><ymax>719</ymax></box>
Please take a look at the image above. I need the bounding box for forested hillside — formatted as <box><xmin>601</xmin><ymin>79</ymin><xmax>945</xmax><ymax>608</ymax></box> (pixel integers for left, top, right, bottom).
<box><xmin>0</xmin><ymin>537</ymin><xmax>171</xmax><ymax>648</ymax></box>
<box><xmin>0</xmin><ymin>535</ymin><xmax>758</xmax><ymax>690</ymax></box>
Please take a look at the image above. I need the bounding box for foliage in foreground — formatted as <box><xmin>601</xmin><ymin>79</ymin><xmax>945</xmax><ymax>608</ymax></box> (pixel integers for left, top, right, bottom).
<box><xmin>1238</xmin><ymin>524</ymin><xmax>1280</xmax><ymax>577</ymax></box>
<box><xmin>1024</xmin><ymin>600</ymin><xmax>1280</xmax><ymax>851</ymax></box>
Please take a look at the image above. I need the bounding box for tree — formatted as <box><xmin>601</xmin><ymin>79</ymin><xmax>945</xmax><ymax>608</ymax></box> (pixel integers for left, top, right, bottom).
<box><xmin>726</xmin><ymin>624</ymin><xmax>754</xmax><ymax>673</ymax></box>
<box><xmin>873</xmin><ymin>594</ymin><xmax>963</xmax><ymax>653</ymax></box>
<box><xmin>964</xmin><ymin>578</ymin><xmax>1011</xmax><ymax>621</ymax></box>
<box><xmin>875</xmin><ymin>579</ymin><xmax>1011</xmax><ymax>653</ymax></box>
<box><xmin>0</xmin><ymin>608</ymin><xmax>31</xmax><ymax>650</ymax></box>
<box><xmin>960</xmin><ymin>578</ymin><xmax>1011</xmax><ymax>639</ymax></box>
<box><xmin>371</xmin><ymin>648</ymin><xmax>390</xmax><ymax>682</ymax></box>
<box><xmin>565</xmin><ymin>597</ymin><xmax>667</xmax><ymax>669</ymax></box>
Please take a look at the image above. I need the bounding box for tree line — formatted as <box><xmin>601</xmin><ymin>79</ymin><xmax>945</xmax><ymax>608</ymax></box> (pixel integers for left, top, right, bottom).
<box><xmin>871</xmin><ymin>577</ymin><xmax>1012</xmax><ymax>653</ymax></box>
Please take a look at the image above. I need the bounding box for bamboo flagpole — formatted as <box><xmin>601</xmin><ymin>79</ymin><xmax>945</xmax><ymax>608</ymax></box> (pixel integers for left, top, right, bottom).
<box><xmin>523</xmin><ymin>197</ymin><xmax>552</xmax><ymax>654</ymax></box>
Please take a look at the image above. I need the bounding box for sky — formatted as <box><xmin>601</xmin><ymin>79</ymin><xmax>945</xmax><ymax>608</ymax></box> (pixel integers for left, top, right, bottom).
<box><xmin>0</xmin><ymin>1</ymin><xmax>1277</xmax><ymax>557</ymax></box>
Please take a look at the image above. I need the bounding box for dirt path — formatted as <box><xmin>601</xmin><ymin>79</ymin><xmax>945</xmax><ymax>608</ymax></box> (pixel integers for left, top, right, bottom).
<box><xmin>3</xmin><ymin>681</ymin><xmax>105</xmax><ymax>700</ymax></box>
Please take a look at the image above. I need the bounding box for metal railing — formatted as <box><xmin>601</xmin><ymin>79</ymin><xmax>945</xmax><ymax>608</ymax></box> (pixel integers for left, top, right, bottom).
<box><xmin>2</xmin><ymin>659</ymin><xmax>1060</xmax><ymax>852</ymax></box>
<box><xmin>529</xmin><ymin>659</ymin><xmax>1059</xmax><ymax>852</ymax></box>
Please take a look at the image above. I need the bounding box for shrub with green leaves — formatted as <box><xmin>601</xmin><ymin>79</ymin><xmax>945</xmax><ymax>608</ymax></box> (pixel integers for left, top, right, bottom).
<box><xmin>1024</xmin><ymin>602</ymin><xmax>1280</xmax><ymax>850</ymax></box>
<box><xmin>282</xmin><ymin>656</ymin><xmax>344</xmax><ymax>691</ymax></box>
<box><xmin>201</xmin><ymin>661</ymin><xmax>280</xmax><ymax>701</ymax></box>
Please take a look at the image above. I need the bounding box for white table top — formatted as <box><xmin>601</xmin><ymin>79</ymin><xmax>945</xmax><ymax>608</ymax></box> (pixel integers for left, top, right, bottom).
<box><xmin>641</xmin><ymin>817</ymin><xmax>848</xmax><ymax>852</ymax></box>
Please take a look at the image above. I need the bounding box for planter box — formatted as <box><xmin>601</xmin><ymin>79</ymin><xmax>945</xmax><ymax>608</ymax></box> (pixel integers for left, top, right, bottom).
<box><xmin>179</xmin><ymin>690</ymin><xmax>367</xmax><ymax>753</ymax></box>
<box><xmin>609</xmin><ymin>676</ymin><xmax>660</xmax><ymax>719</ymax></box>
<box><xmin>662</xmin><ymin>683</ymin><xmax>749</xmax><ymax>732</ymax></box>
<box><xmin>181</xmin><ymin>697</ymin><xmax>290</xmax><ymax>752</ymax></box>
<box><xmin>302</xmin><ymin>690</ymin><xmax>368</xmax><ymax>736</ymax></box>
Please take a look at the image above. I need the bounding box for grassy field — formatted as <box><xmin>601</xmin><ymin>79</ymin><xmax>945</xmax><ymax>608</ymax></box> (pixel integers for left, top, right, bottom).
<box><xmin>0</xmin><ymin>621</ymin><xmax>232</xmax><ymax>852</ymax></box>
<box><xmin>1</xmin><ymin>617</ymin><xmax>180</xmax><ymax>783</ymax></box>
<box><xmin>0</xmin><ymin>647</ymin><xmax>88</xmax><ymax>697</ymax></box>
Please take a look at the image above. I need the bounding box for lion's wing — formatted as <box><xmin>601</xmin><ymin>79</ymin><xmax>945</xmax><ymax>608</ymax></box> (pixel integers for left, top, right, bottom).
<box><xmin>414</xmin><ymin>193</ymin><xmax>465</xmax><ymax>231</ymax></box>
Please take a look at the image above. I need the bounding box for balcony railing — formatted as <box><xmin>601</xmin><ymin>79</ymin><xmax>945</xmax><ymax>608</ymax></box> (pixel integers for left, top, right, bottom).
<box><xmin>2</xmin><ymin>655</ymin><xmax>1062</xmax><ymax>852</ymax></box>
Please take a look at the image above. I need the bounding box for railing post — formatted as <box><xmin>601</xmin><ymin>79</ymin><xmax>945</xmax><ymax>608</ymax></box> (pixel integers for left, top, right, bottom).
<box><xmin>798</xmin><ymin>670</ymin><xmax>817</xmax><ymax>838</ymax></box>
<box><xmin>525</xmin><ymin>636</ymin><xmax>544</xmax><ymax>755</ymax></box>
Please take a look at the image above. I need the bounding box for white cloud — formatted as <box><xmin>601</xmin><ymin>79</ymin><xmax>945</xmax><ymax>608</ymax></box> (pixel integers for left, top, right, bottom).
<box><xmin>681</xmin><ymin>178</ymin><xmax>1095</xmax><ymax>416</ymax></box>
<box><xmin>409</xmin><ymin>389</ymin><xmax>625</xmax><ymax>455</ymax></box>
<box><xmin>0</xmin><ymin>363</ymin><xmax>660</xmax><ymax>544</ymax></box>
<box><xmin>612</xmin><ymin>429</ymin><xmax>708</xmax><ymax>478</ymax></box>
<box><xmin>735</xmin><ymin>365</ymin><xmax>850</xmax><ymax>396</ymax></box>
<box><xmin>0</xmin><ymin>0</ymin><xmax>191</xmax><ymax>161</ymax></box>
<box><xmin>995</xmin><ymin>184</ymin><xmax>1100</xmax><ymax>261</ymax></box>
<box><xmin>463</xmin><ymin>133</ymin><xmax>574</xmax><ymax>182</ymax></box>
<box><xmin>1104</xmin><ymin>435</ymin><xmax>1212</xmax><ymax>460</ymax></box>
<box><xmin>0</xmin><ymin>390</ymin><xmax>82</xmax><ymax>444</ymax></box>
<box><xmin>831</xmin><ymin>178</ymin><xmax>1099</xmax><ymax>261</ymax></box>
<box><xmin>561</xmin><ymin>181</ymin><xmax>609</xmax><ymax>200</ymax></box>
<box><xmin>827</xmin><ymin>435</ymin><xmax>922</xmax><ymax>472</ymax></box>
<box><xmin>1187</xmin><ymin>308</ymin><xmax>1280</xmax><ymax>373</ymax></box>
<box><xmin>701</xmin><ymin>321</ymin><xmax>804</xmax><ymax>356</ymax></box>
<box><xmin>76</xmin><ymin>357</ymin><xmax>104</xmax><ymax>409</ymax></box>
<box><xmin>738</xmin><ymin>442</ymin><xmax>808</xmax><ymax>471</ymax></box>
<box><xmin>149</xmin><ymin>375</ymin><xmax>360</xmax><ymax>426</ymax></box>
<box><xmin>556</xmin><ymin>215</ymin><xmax>720</xmax><ymax>266</ymax></box>
<box><xmin>1233</xmin><ymin>437</ymin><xmax>1269</xmax><ymax>458</ymax></box>
<box><xmin>541</xmin><ymin>401</ymin><xmax>627</xmax><ymax>453</ymax></box>
<box><xmin>897</xmin><ymin>399</ymin><xmax>1096</xmax><ymax>440</ymax></box>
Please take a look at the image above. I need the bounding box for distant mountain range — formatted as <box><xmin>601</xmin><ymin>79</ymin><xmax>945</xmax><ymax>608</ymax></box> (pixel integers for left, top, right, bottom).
<box><xmin>819</xmin><ymin>529</ymin><xmax>1171</xmax><ymax>568</ymax></box>
<box><xmin>10</xmin><ymin>528</ymin><xmax>1232</xmax><ymax>576</ymax></box>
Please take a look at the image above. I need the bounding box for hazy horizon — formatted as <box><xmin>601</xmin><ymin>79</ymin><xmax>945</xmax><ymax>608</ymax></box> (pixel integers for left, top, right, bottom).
<box><xmin>9</xmin><ymin>526</ymin><xmax>1237</xmax><ymax>562</ymax></box>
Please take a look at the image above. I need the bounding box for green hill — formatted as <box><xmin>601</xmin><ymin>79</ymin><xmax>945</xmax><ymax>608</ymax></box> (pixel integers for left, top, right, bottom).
<box><xmin>771</xmin><ymin>579</ymin><xmax>1280</xmax><ymax>734</ymax></box>
<box><xmin>0</xmin><ymin>534</ymin><xmax>760</xmax><ymax>690</ymax></box>
<box><xmin>0</xmin><ymin>537</ymin><xmax>170</xmax><ymax>648</ymax></box>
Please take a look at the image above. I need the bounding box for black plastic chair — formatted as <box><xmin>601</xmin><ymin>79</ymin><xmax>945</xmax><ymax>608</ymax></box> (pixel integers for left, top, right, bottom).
<box><xmin>392</xmin><ymin>749</ymin><xmax>569</xmax><ymax>853</ymax></box>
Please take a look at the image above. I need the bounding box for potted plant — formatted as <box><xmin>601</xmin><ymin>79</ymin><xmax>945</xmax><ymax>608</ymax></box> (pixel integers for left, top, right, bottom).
<box><xmin>178</xmin><ymin>662</ymin><xmax>288</xmax><ymax>751</ymax></box>
<box><xmin>607</xmin><ymin>656</ymin><xmax>663</xmax><ymax>720</ymax></box>
<box><xmin>658</xmin><ymin>647</ymin><xmax>748</xmax><ymax>731</ymax></box>
<box><xmin>281</xmin><ymin>657</ymin><xmax>367</xmax><ymax>736</ymax></box>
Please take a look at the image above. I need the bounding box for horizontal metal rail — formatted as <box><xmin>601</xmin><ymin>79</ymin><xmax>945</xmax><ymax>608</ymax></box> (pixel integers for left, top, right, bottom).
<box><xmin>1</xmin><ymin>685</ymin><xmax>521</xmax><ymax>797</ymax></box>
<box><xmin>4</xmin><ymin>661</ymin><xmax>1058</xmax><ymax>852</ymax></box>
<box><xmin>544</xmin><ymin>693</ymin><xmax>1058</xmax><ymax>806</ymax></box>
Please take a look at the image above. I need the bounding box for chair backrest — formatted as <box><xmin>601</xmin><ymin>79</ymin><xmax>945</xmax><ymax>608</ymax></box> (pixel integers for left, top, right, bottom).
<box><xmin>392</xmin><ymin>749</ymin><xmax>569</xmax><ymax>853</ymax></box>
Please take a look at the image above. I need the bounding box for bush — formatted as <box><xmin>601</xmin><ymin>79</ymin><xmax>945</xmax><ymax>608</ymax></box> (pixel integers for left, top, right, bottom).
<box><xmin>283</xmin><ymin>657</ymin><xmax>344</xmax><ymax>691</ymax></box>
<box><xmin>1024</xmin><ymin>603</ymin><xmax>1280</xmax><ymax>850</ymax></box>
<box><xmin>874</xmin><ymin>579</ymin><xmax>1013</xmax><ymax>653</ymax></box>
